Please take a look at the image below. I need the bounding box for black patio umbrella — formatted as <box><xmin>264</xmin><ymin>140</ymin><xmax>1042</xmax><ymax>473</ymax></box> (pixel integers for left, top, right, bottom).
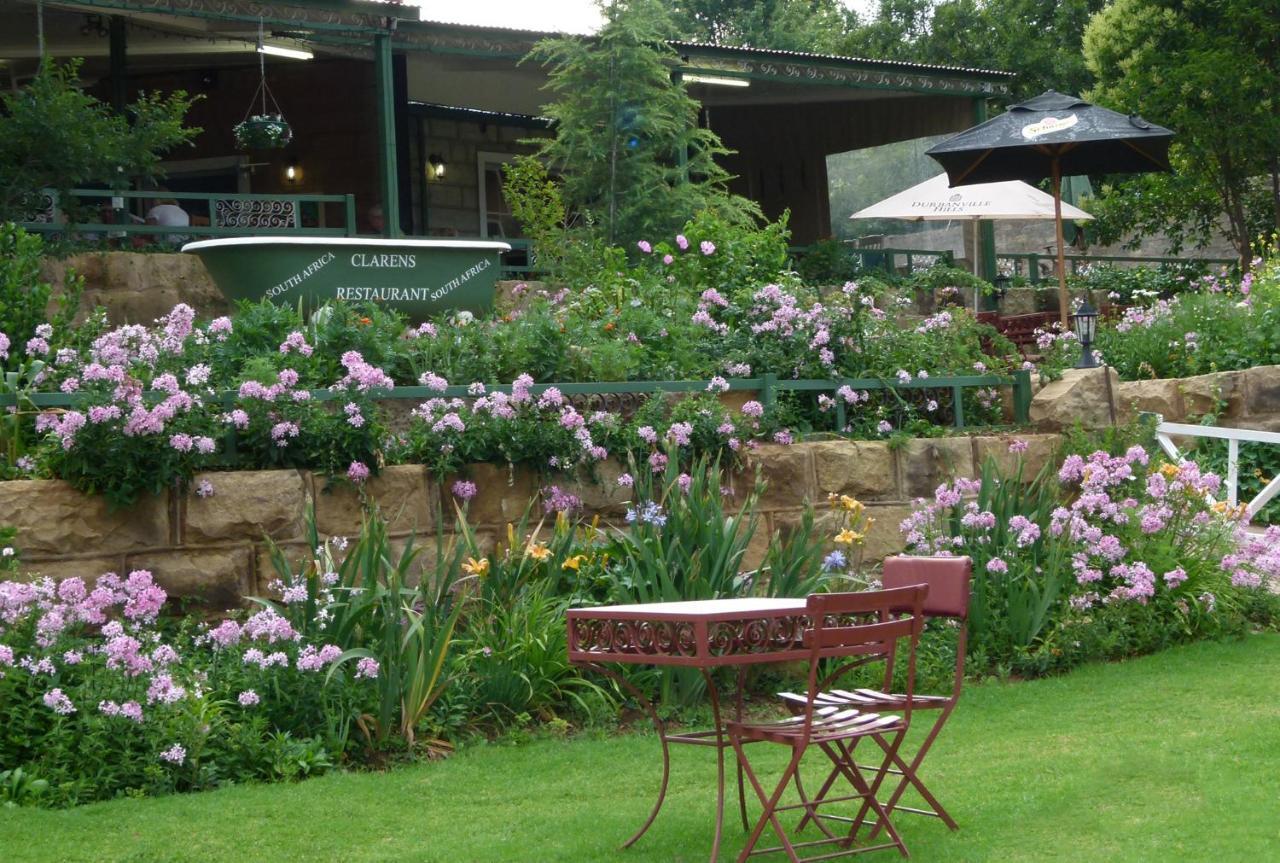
<box><xmin>927</xmin><ymin>90</ymin><xmax>1175</xmax><ymax>326</ymax></box>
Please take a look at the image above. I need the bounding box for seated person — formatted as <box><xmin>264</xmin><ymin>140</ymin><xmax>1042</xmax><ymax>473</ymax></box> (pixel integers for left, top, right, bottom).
<box><xmin>146</xmin><ymin>193</ymin><xmax>191</xmax><ymax>245</ymax></box>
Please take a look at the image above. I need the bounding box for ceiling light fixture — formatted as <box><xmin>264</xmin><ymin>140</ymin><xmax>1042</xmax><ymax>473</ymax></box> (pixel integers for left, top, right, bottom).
<box><xmin>682</xmin><ymin>73</ymin><xmax>750</xmax><ymax>88</ymax></box>
<box><xmin>257</xmin><ymin>43</ymin><xmax>313</xmax><ymax>61</ymax></box>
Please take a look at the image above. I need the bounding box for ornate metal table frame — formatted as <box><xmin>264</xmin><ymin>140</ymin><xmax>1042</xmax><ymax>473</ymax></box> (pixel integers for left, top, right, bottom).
<box><xmin>567</xmin><ymin>598</ymin><xmax>813</xmax><ymax>861</ymax></box>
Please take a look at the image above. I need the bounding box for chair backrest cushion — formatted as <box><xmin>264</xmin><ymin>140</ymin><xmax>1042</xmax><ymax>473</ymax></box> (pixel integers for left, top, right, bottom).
<box><xmin>882</xmin><ymin>556</ymin><xmax>971</xmax><ymax>619</ymax></box>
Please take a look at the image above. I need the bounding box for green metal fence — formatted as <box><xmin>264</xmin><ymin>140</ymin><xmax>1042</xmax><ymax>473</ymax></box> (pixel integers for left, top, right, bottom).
<box><xmin>998</xmin><ymin>251</ymin><xmax>1236</xmax><ymax>284</ymax></box>
<box><xmin>4</xmin><ymin>371</ymin><xmax>1035</xmax><ymax>430</ymax></box>
<box><xmin>18</xmin><ymin>188</ymin><xmax>358</xmax><ymax>240</ymax></box>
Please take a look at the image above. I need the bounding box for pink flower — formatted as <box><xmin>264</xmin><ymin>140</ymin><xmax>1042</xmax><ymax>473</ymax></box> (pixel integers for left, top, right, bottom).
<box><xmin>452</xmin><ymin>480</ymin><xmax>478</xmax><ymax>500</ymax></box>
<box><xmin>195</xmin><ymin>479</ymin><xmax>215</xmax><ymax>498</ymax></box>
<box><xmin>159</xmin><ymin>744</ymin><xmax>186</xmax><ymax>765</ymax></box>
<box><xmin>355</xmin><ymin>657</ymin><xmax>380</xmax><ymax>679</ymax></box>
<box><xmin>637</xmin><ymin>240</ymin><xmax>652</xmax><ymax>253</ymax></box>
<box><xmin>675</xmin><ymin>234</ymin><xmax>689</xmax><ymax>250</ymax></box>
<box><xmin>1008</xmin><ymin>439</ymin><xmax>1030</xmax><ymax>454</ymax></box>
<box><xmin>238</xmin><ymin>690</ymin><xmax>260</xmax><ymax>707</ymax></box>
<box><xmin>347</xmin><ymin>461</ymin><xmax>370</xmax><ymax>483</ymax></box>
<box><xmin>741</xmin><ymin>400</ymin><xmax>764</xmax><ymax>419</ymax></box>
<box><xmin>616</xmin><ymin>472</ymin><xmax>634</xmax><ymax>488</ymax></box>
<box><xmin>43</xmin><ymin>688</ymin><xmax>76</xmax><ymax>715</ymax></box>
<box><xmin>699</xmin><ymin>240</ymin><xmax>716</xmax><ymax>256</ymax></box>
<box><xmin>662</xmin><ymin>254</ymin><xmax>674</xmax><ymax>265</ymax></box>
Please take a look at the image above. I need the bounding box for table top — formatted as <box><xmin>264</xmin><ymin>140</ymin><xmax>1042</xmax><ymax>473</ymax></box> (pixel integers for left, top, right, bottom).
<box><xmin>567</xmin><ymin>597</ymin><xmax>813</xmax><ymax>667</ymax></box>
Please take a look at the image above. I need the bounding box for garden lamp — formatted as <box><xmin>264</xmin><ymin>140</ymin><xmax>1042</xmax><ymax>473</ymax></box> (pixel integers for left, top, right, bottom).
<box><xmin>1072</xmin><ymin>298</ymin><xmax>1099</xmax><ymax>368</ymax></box>
<box><xmin>428</xmin><ymin>155</ymin><xmax>446</xmax><ymax>181</ymax></box>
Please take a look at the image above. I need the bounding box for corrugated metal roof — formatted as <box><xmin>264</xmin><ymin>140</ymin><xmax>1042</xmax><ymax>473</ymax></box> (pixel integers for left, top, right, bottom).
<box><xmin>671</xmin><ymin>40</ymin><xmax>1013</xmax><ymax>79</ymax></box>
<box><xmin>409</xmin><ymin>19</ymin><xmax>1012</xmax><ymax>79</ymax></box>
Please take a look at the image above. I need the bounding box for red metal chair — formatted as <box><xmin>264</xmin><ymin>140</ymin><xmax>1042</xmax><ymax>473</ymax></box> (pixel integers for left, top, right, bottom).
<box><xmin>786</xmin><ymin>556</ymin><xmax>972</xmax><ymax>835</ymax></box>
<box><xmin>727</xmin><ymin>585</ymin><xmax>928</xmax><ymax>862</ymax></box>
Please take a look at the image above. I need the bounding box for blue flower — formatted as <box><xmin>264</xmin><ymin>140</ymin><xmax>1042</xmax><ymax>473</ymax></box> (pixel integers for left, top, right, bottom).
<box><xmin>822</xmin><ymin>551</ymin><xmax>847</xmax><ymax>571</ymax></box>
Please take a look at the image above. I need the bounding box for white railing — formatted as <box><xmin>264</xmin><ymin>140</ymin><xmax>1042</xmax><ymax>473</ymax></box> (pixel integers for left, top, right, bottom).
<box><xmin>1154</xmin><ymin>420</ymin><xmax>1280</xmax><ymax>519</ymax></box>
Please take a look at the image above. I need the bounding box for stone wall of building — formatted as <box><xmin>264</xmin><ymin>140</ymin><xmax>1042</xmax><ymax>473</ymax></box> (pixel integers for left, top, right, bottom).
<box><xmin>6</xmin><ymin>434</ymin><xmax>1062</xmax><ymax>608</ymax></box>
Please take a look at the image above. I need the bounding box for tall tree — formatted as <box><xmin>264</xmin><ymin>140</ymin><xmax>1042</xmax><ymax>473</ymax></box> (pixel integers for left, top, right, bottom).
<box><xmin>1083</xmin><ymin>0</ymin><xmax>1280</xmax><ymax>265</ymax></box>
<box><xmin>528</xmin><ymin>0</ymin><xmax>756</xmax><ymax>245</ymax></box>
<box><xmin>839</xmin><ymin>0</ymin><xmax>1105</xmax><ymax>99</ymax></box>
<box><xmin>668</xmin><ymin>0</ymin><xmax>851</xmax><ymax>52</ymax></box>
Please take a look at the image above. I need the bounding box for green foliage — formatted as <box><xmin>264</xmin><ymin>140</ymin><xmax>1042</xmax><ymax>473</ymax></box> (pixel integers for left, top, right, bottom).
<box><xmin>265</xmin><ymin>508</ymin><xmax>468</xmax><ymax>751</ymax></box>
<box><xmin>526</xmin><ymin>0</ymin><xmax>758</xmax><ymax>245</ymax></box>
<box><xmin>669</xmin><ymin>0</ymin><xmax>851</xmax><ymax>51</ymax></box>
<box><xmin>1083</xmin><ymin>0</ymin><xmax>1280</xmax><ymax>265</ymax></box>
<box><xmin>0</xmin><ymin>60</ymin><xmax>199</xmax><ymax>223</ymax></box>
<box><xmin>839</xmin><ymin>0</ymin><xmax>1105</xmax><ymax>99</ymax></box>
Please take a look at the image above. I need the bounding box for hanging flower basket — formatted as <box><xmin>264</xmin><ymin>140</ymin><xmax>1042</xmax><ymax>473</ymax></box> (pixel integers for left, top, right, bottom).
<box><xmin>234</xmin><ymin>114</ymin><xmax>293</xmax><ymax>150</ymax></box>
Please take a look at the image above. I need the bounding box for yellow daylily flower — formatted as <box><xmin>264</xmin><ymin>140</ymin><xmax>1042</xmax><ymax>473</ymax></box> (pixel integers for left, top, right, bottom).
<box><xmin>527</xmin><ymin>542</ymin><xmax>552</xmax><ymax>561</ymax></box>
<box><xmin>834</xmin><ymin>529</ymin><xmax>864</xmax><ymax>545</ymax></box>
<box><xmin>562</xmin><ymin>554</ymin><xmax>588</xmax><ymax>571</ymax></box>
<box><xmin>1160</xmin><ymin>463</ymin><xmax>1179</xmax><ymax>479</ymax></box>
<box><xmin>462</xmin><ymin>557</ymin><xmax>490</xmax><ymax>577</ymax></box>
<box><xmin>839</xmin><ymin>495</ymin><xmax>864</xmax><ymax>513</ymax></box>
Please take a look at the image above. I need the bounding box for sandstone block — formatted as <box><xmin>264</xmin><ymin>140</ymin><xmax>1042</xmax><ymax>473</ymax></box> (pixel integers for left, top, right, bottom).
<box><xmin>1243</xmin><ymin>365</ymin><xmax>1280</xmax><ymax>416</ymax></box>
<box><xmin>185</xmin><ymin>470</ymin><xmax>308</xmax><ymax>544</ymax></box>
<box><xmin>313</xmin><ymin>465</ymin><xmax>436</xmax><ymax>538</ymax></box>
<box><xmin>811</xmin><ymin>440</ymin><xmax>897</xmax><ymax>500</ymax></box>
<box><xmin>450</xmin><ymin>462</ymin><xmax>540</xmax><ymax>527</ymax></box>
<box><xmin>1179</xmin><ymin>370</ymin><xmax>1244</xmax><ymax>419</ymax></box>
<box><xmin>0</xmin><ymin>479</ymin><xmax>168</xmax><ymax>555</ymax></box>
<box><xmin>972</xmin><ymin>434</ymin><xmax>1061</xmax><ymax>480</ymax></box>
<box><xmin>746</xmin><ymin>444</ymin><xmax>815</xmax><ymax>510</ymax></box>
<box><xmin>1116</xmin><ymin>378</ymin><xmax>1184</xmax><ymax>423</ymax></box>
<box><xmin>860</xmin><ymin>504</ymin><xmax>914</xmax><ymax>564</ymax></box>
<box><xmin>19</xmin><ymin>555</ymin><xmax>128</xmax><ymax>583</ymax></box>
<box><xmin>126</xmin><ymin>546</ymin><xmax>253</xmax><ymax>611</ymax></box>
<box><xmin>1028</xmin><ymin>366</ymin><xmax>1120</xmax><ymax>432</ymax></box>
<box><xmin>556</xmin><ymin>460</ymin><xmax>633</xmax><ymax>519</ymax></box>
<box><xmin>900</xmin><ymin>438</ymin><xmax>975</xmax><ymax>499</ymax></box>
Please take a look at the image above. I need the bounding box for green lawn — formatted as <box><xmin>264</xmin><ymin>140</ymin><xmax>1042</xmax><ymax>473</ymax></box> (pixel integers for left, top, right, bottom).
<box><xmin>4</xmin><ymin>635</ymin><xmax>1280</xmax><ymax>863</ymax></box>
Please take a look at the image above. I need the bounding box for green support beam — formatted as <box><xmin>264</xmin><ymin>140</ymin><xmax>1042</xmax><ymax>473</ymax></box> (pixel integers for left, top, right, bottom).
<box><xmin>972</xmin><ymin>96</ymin><xmax>998</xmax><ymax>282</ymax></box>
<box><xmin>374</xmin><ymin>32</ymin><xmax>401</xmax><ymax>239</ymax></box>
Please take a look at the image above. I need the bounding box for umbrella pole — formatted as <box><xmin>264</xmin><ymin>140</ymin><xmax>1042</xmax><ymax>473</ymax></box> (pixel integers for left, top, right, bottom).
<box><xmin>1052</xmin><ymin>158</ymin><xmax>1070</xmax><ymax>328</ymax></box>
<box><xmin>972</xmin><ymin>220</ymin><xmax>980</xmax><ymax>314</ymax></box>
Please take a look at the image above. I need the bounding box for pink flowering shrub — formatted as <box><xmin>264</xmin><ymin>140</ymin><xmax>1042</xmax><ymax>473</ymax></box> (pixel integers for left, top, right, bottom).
<box><xmin>0</xmin><ymin>569</ymin><xmax>373</xmax><ymax>806</ymax></box>
<box><xmin>900</xmin><ymin>445</ymin><xmax>1280</xmax><ymax>675</ymax></box>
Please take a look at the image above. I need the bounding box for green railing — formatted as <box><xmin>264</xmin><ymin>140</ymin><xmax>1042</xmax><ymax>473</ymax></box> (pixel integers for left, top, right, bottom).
<box><xmin>4</xmin><ymin>371</ymin><xmax>1035</xmax><ymax>429</ymax></box>
<box><xmin>998</xmin><ymin>251</ymin><xmax>1237</xmax><ymax>284</ymax></box>
<box><xmin>789</xmin><ymin>244</ymin><xmax>956</xmax><ymax>275</ymax></box>
<box><xmin>18</xmin><ymin>188</ymin><xmax>358</xmax><ymax>240</ymax></box>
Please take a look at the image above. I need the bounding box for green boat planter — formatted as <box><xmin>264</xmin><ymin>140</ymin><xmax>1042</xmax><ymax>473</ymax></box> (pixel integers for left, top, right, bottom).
<box><xmin>182</xmin><ymin>237</ymin><xmax>512</xmax><ymax>320</ymax></box>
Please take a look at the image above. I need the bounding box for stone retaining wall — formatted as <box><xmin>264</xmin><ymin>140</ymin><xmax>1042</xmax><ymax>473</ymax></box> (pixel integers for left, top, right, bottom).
<box><xmin>4</xmin><ymin>434</ymin><xmax>1061</xmax><ymax>608</ymax></box>
<box><xmin>1030</xmin><ymin>364</ymin><xmax>1280</xmax><ymax>432</ymax></box>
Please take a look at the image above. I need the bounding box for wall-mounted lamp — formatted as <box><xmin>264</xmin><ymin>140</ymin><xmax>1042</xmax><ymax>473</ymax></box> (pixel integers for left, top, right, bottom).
<box><xmin>427</xmin><ymin>154</ymin><xmax>446</xmax><ymax>181</ymax></box>
<box><xmin>257</xmin><ymin>42</ymin><xmax>313</xmax><ymax>61</ymax></box>
<box><xmin>284</xmin><ymin>157</ymin><xmax>301</xmax><ymax>185</ymax></box>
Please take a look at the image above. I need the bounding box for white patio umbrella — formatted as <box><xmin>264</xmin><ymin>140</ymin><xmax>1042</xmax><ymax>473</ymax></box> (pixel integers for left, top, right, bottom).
<box><xmin>849</xmin><ymin>173</ymin><xmax>1093</xmax><ymax>311</ymax></box>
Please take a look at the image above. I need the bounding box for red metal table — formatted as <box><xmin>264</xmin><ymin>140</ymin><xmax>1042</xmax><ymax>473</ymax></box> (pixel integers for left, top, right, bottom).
<box><xmin>568</xmin><ymin>597</ymin><xmax>813</xmax><ymax>861</ymax></box>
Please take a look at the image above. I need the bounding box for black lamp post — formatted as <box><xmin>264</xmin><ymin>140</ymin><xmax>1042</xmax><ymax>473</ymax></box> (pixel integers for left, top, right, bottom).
<box><xmin>1073</xmin><ymin>298</ymin><xmax>1099</xmax><ymax>368</ymax></box>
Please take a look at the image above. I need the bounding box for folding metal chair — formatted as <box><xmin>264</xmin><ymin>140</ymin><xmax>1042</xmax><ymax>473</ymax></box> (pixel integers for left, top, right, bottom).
<box><xmin>786</xmin><ymin>556</ymin><xmax>972</xmax><ymax>835</ymax></box>
<box><xmin>727</xmin><ymin>585</ymin><xmax>928</xmax><ymax>862</ymax></box>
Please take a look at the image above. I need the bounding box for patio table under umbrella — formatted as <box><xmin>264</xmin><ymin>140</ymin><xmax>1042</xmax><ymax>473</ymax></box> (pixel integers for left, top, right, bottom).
<box><xmin>926</xmin><ymin>90</ymin><xmax>1174</xmax><ymax>326</ymax></box>
<box><xmin>849</xmin><ymin>172</ymin><xmax>1093</xmax><ymax>312</ymax></box>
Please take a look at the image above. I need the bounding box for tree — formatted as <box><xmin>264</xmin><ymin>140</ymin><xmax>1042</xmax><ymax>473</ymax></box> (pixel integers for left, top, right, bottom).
<box><xmin>668</xmin><ymin>0</ymin><xmax>851</xmax><ymax>52</ymax></box>
<box><xmin>838</xmin><ymin>0</ymin><xmax>1105</xmax><ymax>99</ymax></box>
<box><xmin>527</xmin><ymin>0</ymin><xmax>757</xmax><ymax>245</ymax></box>
<box><xmin>1083</xmin><ymin>0</ymin><xmax>1280</xmax><ymax>266</ymax></box>
<box><xmin>0</xmin><ymin>59</ymin><xmax>199</xmax><ymax>223</ymax></box>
